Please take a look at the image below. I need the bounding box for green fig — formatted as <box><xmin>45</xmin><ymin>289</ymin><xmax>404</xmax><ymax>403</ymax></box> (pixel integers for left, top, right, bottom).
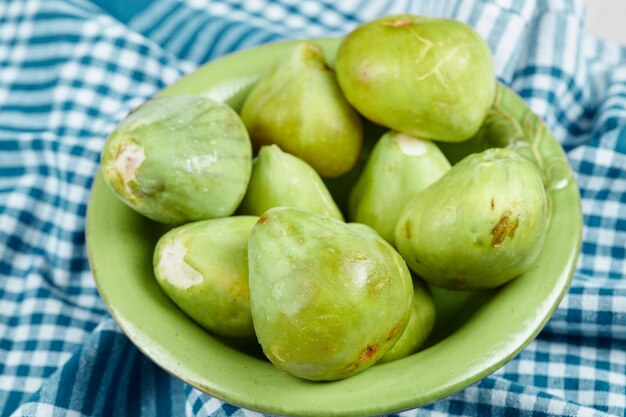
<box><xmin>240</xmin><ymin>42</ymin><xmax>363</xmax><ymax>178</ymax></box>
<box><xmin>347</xmin><ymin>222</ymin><xmax>381</xmax><ymax>237</ymax></box>
<box><xmin>349</xmin><ymin>131</ymin><xmax>451</xmax><ymax>245</ymax></box>
<box><xmin>248</xmin><ymin>207</ymin><xmax>413</xmax><ymax>381</ymax></box>
<box><xmin>378</xmin><ymin>278</ymin><xmax>436</xmax><ymax>364</ymax></box>
<box><xmin>335</xmin><ymin>14</ymin><xmax>496</xmax><ymax>142</ymax></box>
<box><xmin>153</xmin><ymin>216</ymin><xmax>258</xmax><ymax>338</ymax></box>
<box><xmin>395</xmin><ymin>148</ymin><xmax>547</xmax><ymax>290</ymax></box>
<box><xmin>323</xmin><ymin>119</ymin><xmax>386</xmax><ymax>215</ymax></box>
<box><xmin>101</xmin><ymin>95</ymin><xmax>252</xmax><ymax>224</ymax></box>
<box><xmin>238</xmin><ymin>145</ymin><xmax>343</xmax><ymax>220</ymax></box>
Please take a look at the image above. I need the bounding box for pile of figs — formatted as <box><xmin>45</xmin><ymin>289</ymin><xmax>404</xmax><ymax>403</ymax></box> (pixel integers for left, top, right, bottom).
<box><xmin>100</xmin><ymin>15</ymin><xmax>548</xmax><ymax>382</ymax></box>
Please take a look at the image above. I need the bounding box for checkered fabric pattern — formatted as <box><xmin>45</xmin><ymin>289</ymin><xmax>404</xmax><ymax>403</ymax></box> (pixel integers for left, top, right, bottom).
<box><xmin>1</xmin><ymin>0</ymin><xmax>624</xmax><ymax>416</ymax></box>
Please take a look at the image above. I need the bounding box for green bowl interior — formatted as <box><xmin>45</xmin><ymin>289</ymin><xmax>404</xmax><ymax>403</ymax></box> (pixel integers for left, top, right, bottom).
<box><xmin>87</xmin><ymin>38</ymin><xmax>582</xmax><ymax>417</ymax></box>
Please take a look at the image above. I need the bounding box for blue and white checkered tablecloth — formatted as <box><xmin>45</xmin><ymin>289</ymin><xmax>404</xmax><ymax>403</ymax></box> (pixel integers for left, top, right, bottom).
<box><xmin>1</xmin><ymin>0</ymin><xmax>625</xmax><ymax>416</ymax></box>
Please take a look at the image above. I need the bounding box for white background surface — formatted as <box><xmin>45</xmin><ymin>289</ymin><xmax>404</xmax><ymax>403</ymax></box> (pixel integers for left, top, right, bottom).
<box><xmin>586</xmin><ymin>0</ymin><xmax>626</xmax><ymax>44</ymax></box>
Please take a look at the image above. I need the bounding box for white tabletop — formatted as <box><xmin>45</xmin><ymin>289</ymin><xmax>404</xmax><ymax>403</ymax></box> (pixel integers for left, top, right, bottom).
<box><xmin>586</xmin><ymin>0</ymin><xmax>626</xmax><ymax>44</ymax></box>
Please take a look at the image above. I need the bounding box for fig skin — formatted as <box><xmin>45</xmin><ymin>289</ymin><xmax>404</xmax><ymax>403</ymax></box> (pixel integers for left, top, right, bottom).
<box><xmin>378</xmin><ymin>278</ymin><xmax>436</xmax><ymax>364</ymax></box>
<box><xmin>395</xmin><ymin>148</ymin><xmax>547</xmax><ymax>290</ymax></box>
<box><xmin>248</xmin><ymin>207</ymin><xmax>413</xmax><ymax>381</ymax></box>
<box><xmin>335</xmin><ymin>14</ymin><xmax>496</xmax><ymax>142</ymax></box>
<box><xmin>240</xmin><ymin>42</ymin><xmax>363</xmax><ymax>178</ymax></box>
<box><xmin>101</xmin><ymin>95</ymin><xmax>252</xmax><ymax>224</ymax></box>
<box><xmin>347</xmin><ymin>222</ymin><xmax>381</xmax><ymax>237</ymax></box>
<box><xmin>153</xmin><ymin>216</ymin><xmax>258</xmax><ymax>338</ymax></box>
<box><xmin>349</xmin><ymin>131</ymin><xmax>451</xmax><ymax>245</ymax></box>
<box><xmin>238</xmin><ymin>145</ymin><xmax>343</xmax><ymax>220</ymax></box>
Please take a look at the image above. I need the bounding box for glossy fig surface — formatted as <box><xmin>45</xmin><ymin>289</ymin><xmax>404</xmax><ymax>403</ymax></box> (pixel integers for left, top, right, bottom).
<box><xmin>239</xmin><ymin>145</ymin><xmax>343</xmax><ymax>220</ymax></box>
<box><xmin>101</xmin><ymin>95</ymin><xmax>252</xmax><ymax>224</ymax></box>
<box><xmin>248</xmin><ymin>207</ymin><xmax>413</xmax><ymax>381</ymax></box>
<box><xmin>349</xmin><ymin>131</ymin><xmax>451</xmax><ymax>245</ymax></box>
<box><xmin>153</xmin><ymin>216</ymin><xmax>258</xmax><ymax>338</ymax></box>
<box><xmin>335</xmin><ymin>14</ymin><xmax>496</xmax><ymax>142</ymax></box>
<box><xmin>241</xmin><ymin>42</ymin><xmax>363</xmax><ymax>178</ymax></box>
<box><xmin>395</xmin><ymin>148</ymin><xmax>547</xmax><ymax>290</ymax></box>
<box><xmin>378</xmin><ymin>277</ymin><xmax>436</xmax><ymax>364</ymax></box>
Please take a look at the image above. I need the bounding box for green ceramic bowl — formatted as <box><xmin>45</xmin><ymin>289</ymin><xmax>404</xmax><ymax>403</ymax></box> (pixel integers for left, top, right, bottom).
<box><xmin>86</xmin><ymin>38</ymin><xmax>582</xmax><ymax>417</ymax></box>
